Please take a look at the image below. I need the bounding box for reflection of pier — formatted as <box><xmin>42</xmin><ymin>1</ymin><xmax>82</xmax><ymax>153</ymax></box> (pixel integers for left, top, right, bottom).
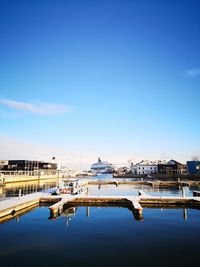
<box><xmin>47</xmin><ymin>191</ymin><xmax>200</xmax><ymax>222</ymax></box>
<box><xmin>51</xmin><ymin>203</ymin><xmax>190</xmax><ymax>222</ymax></box>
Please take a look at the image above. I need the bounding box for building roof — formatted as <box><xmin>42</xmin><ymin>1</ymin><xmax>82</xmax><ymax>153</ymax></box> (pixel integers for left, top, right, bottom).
<box><xmin>135</xmin><ymin>160</ymin><xmax>162</xmax><ymax>166</ymax></box>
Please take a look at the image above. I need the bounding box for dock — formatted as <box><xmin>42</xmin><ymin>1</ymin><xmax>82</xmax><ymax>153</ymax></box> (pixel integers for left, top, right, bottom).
<box><xmin>1</xmin><ymin>189</ymin><xmax>200</xmax><ymax>223</ymax></box>
<box><xmin>0</xmin><ymin>192</ymin><xmax>42</xmax><ymax>223</ymax></box>
<box><xmin>88</xmin><ymin>179</ymin><xmax>200</xmax><ymax>187</ymax></box>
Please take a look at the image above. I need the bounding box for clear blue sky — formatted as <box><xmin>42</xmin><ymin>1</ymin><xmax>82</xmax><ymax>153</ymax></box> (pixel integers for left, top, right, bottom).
<box><xmin>0</xmin><ymin>0</ymin><xmax>200</xmax><ymax>166</ymax></box>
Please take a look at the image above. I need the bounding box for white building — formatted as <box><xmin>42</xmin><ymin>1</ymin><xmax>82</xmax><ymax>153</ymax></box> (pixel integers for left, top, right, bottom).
<box><xmin>131</xmin><ymin>160</ymin><xmax>161</xmax><ymax>175</ymax></box>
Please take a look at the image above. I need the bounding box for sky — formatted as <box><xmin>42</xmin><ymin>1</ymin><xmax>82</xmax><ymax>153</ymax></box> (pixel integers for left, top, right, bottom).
<box><xmin>0</xmin><ymin>0</ymin><xmax>200</xmax><ymax>168</ymax></box>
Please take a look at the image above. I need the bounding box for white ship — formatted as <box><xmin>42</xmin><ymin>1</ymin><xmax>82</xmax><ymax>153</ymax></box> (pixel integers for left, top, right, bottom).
<box><xmin>91</xmin><ymin>157</ymin><xmax>114</xmax><ymax>174</ymax></box>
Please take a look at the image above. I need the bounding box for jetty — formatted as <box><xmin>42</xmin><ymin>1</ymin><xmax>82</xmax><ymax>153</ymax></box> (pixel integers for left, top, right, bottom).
<box><xmin>88</xmin><ymin>179</ymin><xmax>200</xmax><ymax>187</ymax></box>
<box><xmin>1</xmin><ymin>189</ymin><xmax>200</xmax><ymax>223</ymax></box>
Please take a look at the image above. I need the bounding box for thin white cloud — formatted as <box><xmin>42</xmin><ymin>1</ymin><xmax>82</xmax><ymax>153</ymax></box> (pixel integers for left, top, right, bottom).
<box><xmin>184</xmin><ymin>67</ymin><xmax>200</xmax><ymax>78</ymax></box>
<box><xmin>0</xmin><ymin>98</ymin><xmax>72</xmax><ymax>115</ymax></box>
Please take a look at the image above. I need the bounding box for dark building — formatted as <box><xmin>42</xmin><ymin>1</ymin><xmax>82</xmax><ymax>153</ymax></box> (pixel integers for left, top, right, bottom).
<box><xmin>0</xmin><ymin>160</ymin><xmax>57</xmax><ymax>175</ymax></box>
<box><xmin>158</xmin><ymin>159</ymin><xmax>185</xmax><ymax>175</ymax></box>
<box><xmin>187</xmin><ymin>161</ymin><xmax>200</xmax><ymax>174</ymax></box>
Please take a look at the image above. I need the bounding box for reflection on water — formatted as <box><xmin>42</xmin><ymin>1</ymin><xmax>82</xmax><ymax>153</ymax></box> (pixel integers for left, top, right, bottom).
<box><xmin>87</xmin><ymin>183</ymin><xmax>198</xmax><ymax>197</ymax></box>
<box><xmin>61</xmin><ymin>205</ymin><xmax>193</xmax><ymax>224</ymax></box>
<box><xmin>1</xmin><ymin>176</ymin><xmax>200</xmax><ymax>266</ymax></box>
<box><xmin>1</xmin><ymin>178</ymin><xmax>200</xmax><ymax>200</ymax></box>
<box><xmin>0</xmin><ymin>205</ymin><xmax>200</xmax><ymax>267</ymax></box>
<box><xmin>0</xmin><ymin>179</ymin><xmax>58</xmax><ymax>200</ymax></box>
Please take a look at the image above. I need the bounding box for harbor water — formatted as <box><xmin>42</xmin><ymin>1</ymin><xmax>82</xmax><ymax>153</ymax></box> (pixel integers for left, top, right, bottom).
<box><xmin>0</xmin><ymin>205</ymin><xmax>200</xmax><ymax>267</ymax></box>
<box><xmin>0</xmin><ymin>179</ymin><xmax>200</xmax><ymax>266</ymax></box>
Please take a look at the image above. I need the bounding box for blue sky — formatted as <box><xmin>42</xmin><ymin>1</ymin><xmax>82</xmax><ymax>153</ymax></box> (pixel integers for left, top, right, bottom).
<box><xmin>0</xmin><ymin>0</ymin><xmax>200</xmax><ymax>167</ymax></box>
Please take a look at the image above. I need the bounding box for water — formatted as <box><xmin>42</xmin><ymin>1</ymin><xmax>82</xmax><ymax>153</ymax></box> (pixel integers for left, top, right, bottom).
<box><xmin>87</xmin><ymin>183</ymin><xmax>198</xmax><ymax>197</ymax></box>
<box><xmin>91</xmin><ymin>173</ymin><xmax>113</xmax><ymax>179</ymax></box>
<box><xmin>0</xmin><ymin>205</ymin><xmax>200</xmax><ymax>267</ymax></box>
<box><xmin>1</xmin><ymin>177</ymin><xmax>200</xmax><ymax>200</ymax></box>
<box><xmin>1</xmin><ymin>181</ymin><xmax>200</xmax><ymax>266</ymax></box>
<box><xmin>0</xmin><ymin>179</ymin><xmax>58</xmax><ymax>200</ymax></box>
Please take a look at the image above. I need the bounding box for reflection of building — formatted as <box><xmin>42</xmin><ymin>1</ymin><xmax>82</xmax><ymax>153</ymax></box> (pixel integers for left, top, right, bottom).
<box><xmin>187</xmin><ymin>161</ymin><xmax>200</xmax><ymax>174</ymax></box>
<box><xmin>0</xmin><ymin>160</ymin><xmax>57</xmax><ymax>175</ymax></box>
<box><xmin>158</xmin><ymin>160</ymin><xmax>186</xmax><ymax>175</ymax></box>
<box><xmin>91</xmin><ymin>157</ymin><xmax>114</xmax><ymax>174</ymax></box>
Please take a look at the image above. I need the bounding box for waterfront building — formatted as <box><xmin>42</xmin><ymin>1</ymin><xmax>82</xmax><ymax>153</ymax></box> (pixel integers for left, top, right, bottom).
<box><xmin>131</xmin><ymin>160</ymin><xmax>159</xmax><ymax>175</ymax></box>
<box><xmin>91</xmin><ymin>157</ymin><xmax>114</xmax><ymax>174</ymax></box>
<box><xmin>187</xmin><ymin>161</ymin><xmax>200</xmax><ymax>174</ymax></box>
<box><xmin>0</xmin><ymin>160</ymin><xmax>57</xmax><ymax>175</ymax></box>
<box><xmin>157</xmin><ymin>159</ymin><xmax>186</xmax><ymax>175</ymax></box>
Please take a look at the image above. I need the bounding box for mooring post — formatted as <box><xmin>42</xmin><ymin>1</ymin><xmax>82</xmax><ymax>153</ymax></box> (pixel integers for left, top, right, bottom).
<box><xmin>133</xmin><ymin>208</ymin><xmax>143</xmax><ymax>221</ymax></box>
<box><xmin>137</xmin><ymin>207</ymin><xmax>143</xmax><ymax>216</ymax></box>
<box><xmin>18</xmin><ymin>189</ymin><xmax>22</xmax><ymax>199</ymax></box>
<box><xmin>181</xmin><ymin>187</ymin><xmax>186</xmax><ymax>198</ymax></box>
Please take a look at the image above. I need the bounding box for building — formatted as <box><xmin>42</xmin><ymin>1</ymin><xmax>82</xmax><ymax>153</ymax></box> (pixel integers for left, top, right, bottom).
<box><xmin>116</xmin><ymin>167</ymin><xmax>130</xmax><ymax>175</ymax></box>
<box><xmin>158</xmin><ymin>159</ymin><xmax>186</xmax><ymax>175</ymax></box>
<box><xmin>187</xmin><ymin>161</ymin><xmax>200</xmax><ymax>174</ymax></box>
<box><xmin>131</xmin><ymin>160</ymin><xmax>159</xmax><ymax>175</ymax></box>
<box><xmin>0</xmin><ymin>160</ymin><xmax>57</xmax><ymax>175</ymax></box>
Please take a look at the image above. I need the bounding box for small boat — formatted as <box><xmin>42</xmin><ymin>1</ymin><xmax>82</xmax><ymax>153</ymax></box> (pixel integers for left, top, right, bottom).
<box><xmin>52</xmin><ymin>178</ymin><xmax>88</xmax><ymax>195</ymax></box>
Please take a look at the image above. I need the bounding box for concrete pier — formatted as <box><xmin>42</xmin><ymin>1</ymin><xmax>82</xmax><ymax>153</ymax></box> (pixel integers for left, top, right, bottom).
<box><xmin>88</xmin><ymin>180</ymin><xmax>200</xmax><ymax>187</ymax></box>
<box><xmin>1</xmin><ymin>189</ymin><xmax>200</xmax><ymax>223</ymax></box>
<box><xmin>0</xmin><ymin>192</ymin><xmax>43</xmax><ymax>223</ymax></box>
<box><xmin>48</xmin><ymin>195</ymin><xmax>77</xmax><ymax>216</ymax></box>
<box><xmin>0</xmin><ymin>174</ymin><xmax>59</xmax><ymax>184</ymax></box>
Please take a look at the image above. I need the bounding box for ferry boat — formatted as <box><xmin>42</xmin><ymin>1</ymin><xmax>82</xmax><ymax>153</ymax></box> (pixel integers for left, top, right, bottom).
<box><xmin>52</xmin><ymin>178</ymin><xmax>88</xmax><ymax>195</ymax></box>
<box><xmin>91</xmin><ymin>157</ymin><xmax>114</xmax><ymax>174</ymax></box>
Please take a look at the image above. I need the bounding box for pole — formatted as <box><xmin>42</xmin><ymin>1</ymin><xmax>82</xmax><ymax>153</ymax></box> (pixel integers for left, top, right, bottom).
<box><xmin>18</xmin><ymin>189</ymin><xmax>22</xmax><ymax>199</ymax></box>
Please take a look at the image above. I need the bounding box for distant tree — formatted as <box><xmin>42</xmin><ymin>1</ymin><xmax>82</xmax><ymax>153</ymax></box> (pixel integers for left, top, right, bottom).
<box><xmin>191</xmin><ymin>155</ymin><xmax>199</xmax><ymax>161</ymax></box>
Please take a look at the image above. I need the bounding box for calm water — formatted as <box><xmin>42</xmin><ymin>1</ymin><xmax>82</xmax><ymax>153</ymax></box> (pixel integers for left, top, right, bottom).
<box><xmin>0</xmin><ymin>205</ymin><xmax>200</xmax><ymax>267</ymax></box>
<box><xmin>1</xmin><ymin>181</ymin><xmax>200</xmax><ymax>266</ymax></box>
<box><xmin>87</xmin><ymin>183</ymin><xmax>198</xmax><ymax>197</ymax></box>
<box><xmin>0</xmin><ymin>180</ymin><xmax>58</xmax><ymax>200</ymax></box>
